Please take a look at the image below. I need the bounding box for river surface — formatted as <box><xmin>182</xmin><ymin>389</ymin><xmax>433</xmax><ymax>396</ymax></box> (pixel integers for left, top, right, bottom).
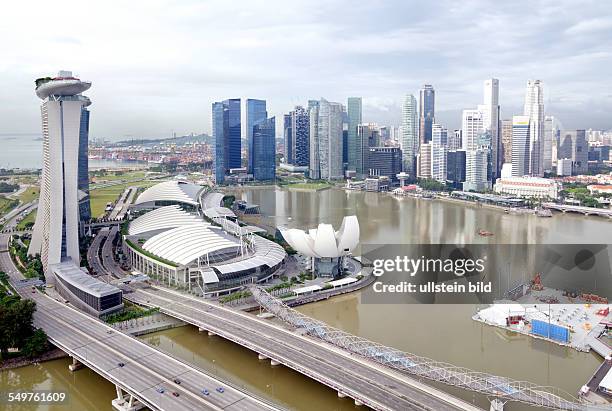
<box><xmin>2</xmin><ymin>186</ymin><xmax>610</xmax><ymax>410</ymax></box>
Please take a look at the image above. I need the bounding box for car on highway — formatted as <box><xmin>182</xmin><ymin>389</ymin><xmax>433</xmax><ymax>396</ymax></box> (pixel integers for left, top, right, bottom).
<box><xmin>172</xmin><ymin>392</ymin><xmax>180</xmax><ymax>397</ymax></box>
<box><xmin>201</xmin><ymin>389</ymin><xmax>210</xmax><ymax>396</ymax></box>
<box><xmin>216</xmin><ymin>387</ymin><xmax>224</xmax><ymax>393</ymax></box>
<box><xmin>117</xmin><ymin>362</ymin><xmax>125</xmax><ymax>367</ymax></box>
<box><xmin>174</xmin><ymin>378</ymin><xmax>181</xmax><ymax>385</ymax></box>
<box><xmin>156</xmin><ymin>387</ymin><xmax>165</xmax><ymax>394</ymax></box>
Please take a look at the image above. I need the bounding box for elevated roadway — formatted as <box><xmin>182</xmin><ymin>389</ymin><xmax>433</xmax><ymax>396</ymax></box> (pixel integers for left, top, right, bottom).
<box><xmin>127</xmin><ymin>285</ymin><xmax>483</xmax><ymax>411</ymax></box>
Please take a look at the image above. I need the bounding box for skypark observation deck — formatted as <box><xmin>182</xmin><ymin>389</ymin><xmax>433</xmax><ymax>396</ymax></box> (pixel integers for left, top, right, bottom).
<box><xmin>124</xmin><ymin>189</ymin><xmax>286</xmax><ymax>296</ymax></box>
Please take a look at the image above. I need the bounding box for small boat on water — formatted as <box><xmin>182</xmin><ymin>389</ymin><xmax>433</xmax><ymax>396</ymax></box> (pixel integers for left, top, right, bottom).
<box><xmin>478</xmin><ymin>229</ymin><xmax>494</xmax><ymax>237</ymax></box>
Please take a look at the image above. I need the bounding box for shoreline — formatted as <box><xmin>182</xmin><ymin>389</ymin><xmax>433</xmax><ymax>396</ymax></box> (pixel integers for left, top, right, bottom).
<box><xmin>0</xmin><ymin>347</ymin><xmax>68</xmax><ymax>371</ymax></box>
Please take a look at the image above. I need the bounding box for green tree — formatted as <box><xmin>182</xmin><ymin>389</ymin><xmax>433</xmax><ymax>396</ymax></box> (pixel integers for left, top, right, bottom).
<box><xmin>21</xmin><ymin>329</ymin><xmax>48</xmax><ymax>358</ymax></box>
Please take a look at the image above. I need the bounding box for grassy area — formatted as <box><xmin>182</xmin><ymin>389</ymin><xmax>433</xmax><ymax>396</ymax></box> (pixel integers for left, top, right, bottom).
<box><xmin>0</xmin><ymin>197</ymin><xmax>19</xmax><ymax>218</ymax></box>
<box><xmin>285</xmin><ymin>182</ymin><xmax>330</xmax><ymax>190</ymax></box>
<box><xmin>104</xmin><ymin>305</ymin><xmax>159</xmax><ymax>324</ymax></box>
<box><xmin>17</xmin><ymin>186</ymin><xmax>39</xmax><ymax>204</ymax></box>
<box><xmin>89</xmin><ymin>180</ymin><xmax>159</xmax><ymax>218</ymax></box>
<box><xmin>17</xmin><ymin>210</ymin><xmax>36</xmax><ymax>230</ymax></box>
<box><xmin>90</xmin><ymin>170</ymin><xmax>146</xmax><ymax>183</ymax></box>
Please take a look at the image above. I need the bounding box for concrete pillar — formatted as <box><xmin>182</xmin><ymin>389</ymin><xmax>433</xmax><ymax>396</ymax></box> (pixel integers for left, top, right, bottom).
<box><xmin>490</xmin><ymin>399</ymin><xmax>504</xmax><ymax>411</ymax></box>
<box><xmin>208</xmin><ymin>331</ymin><xmax>215</xmax><ymax>336</ymax></box>
<box><xmin>69</xmin><ymin>357</ymin><xmax>83</xmax><ymax>371</ymax></box>
<box><xmin>270</xmin><ymin>359</ymin><xmax>280</xmax><ymax>366</ymax></box>
<box><xmin>337</xmin><ymin>392</ymin><xmax>347</xmax><ymax>398</ymax></box>
<box><xmin>111</xmin><ymin>386</ymin><xmax>145</xmax><ymax>411</ymax></box>
<box><xmin>354</xmin><ymin>399</ymin><xmax>363</xmax><ymax>406</ymax></box>
<box><xmin>258</xmin><ymin>354</ymin><xmax>268</xmax><ymax>360</ymax></box>
<box><xmin>198</xmin><ymin>327</ymin><xmax>204</xmax><ymax>332</ymax></box>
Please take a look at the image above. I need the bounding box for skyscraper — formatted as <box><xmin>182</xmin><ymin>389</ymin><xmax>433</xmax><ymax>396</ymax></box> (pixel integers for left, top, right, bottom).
<box><xmin>28</xmin><ymin>71</ymin><xmax>92</xmax><ymax>276</ymax></box>
<box><xmin>431</xmin><ymin>123</ymin><xmax>448</xmax><ymax>183</ymax></box>
<box><xmin>417</xmin><ymin>142</ymin><xmax>432</xmax><ymax>179</ymax></box>
<box><xmin>347</xmin><ymin>97</ymin><xmax>362</xmax><ymax>173</ymax></box>
<box><xmin>246</xmin><ymin>99</ymin><xmax>267</xmax><ymax>174</ymax></box>
<box><xmin>252</xmin><ymin>117</ymin><xmax>276</xmax><ymax>180</ymax></box>
<box><xmin>501</xmin><ymin>119</ymin><xmax>513</xmax><ymax>165</ymax></box>
<box><xmin>511</xmin><ymin>115</ymin><xmax>531</xmax><ymax>177</ymax></box>
<box><xmin>401</xmin><ymin>94</ymin><xmax>418</xmax><ymax>176</ymax></box>
<box><xmin>431</xmin><ymin>123</ymin><xmax>448</xmax><ymax>146</ymax></box>
<box><xmin>483</xmin><ymin>79</ymin><xmax>501</xmax><ymax>179</ymax></box>
<box><xmin>356</xmin><ymin>123</ymin><xmax>380</xmax><ymax>177</ymax></box>
<box><xmin>461</xmin><ymin>109</ymin><xmax>484</xmax><ymax>151</ymax></box>
<box><xmin>419</xmin><ymin>85</ymin><xmax>435</xmax><ymax>143</ymax></box>
<box><xmin>463</xmin><ymin>149</ymin><xmax>489</xmax><ymax>192</ymax></box>
<box><xmin>558</xmin><ymin>130</ymin><xmax>588</xmax><ymax>175</ymax></box>
<box><xmin>290</xmin><ymin>106</ymin><xmax>310</xmax><ymax>167</ymax></box>
<box><xmin>309</xmin><ymin>98</ymin><xmax>344</xmax><ymax>181</ymax></box>
<box><xmin>283</xmin><ymin>113</ymin><xmax>292</xmax><ymax>164</ymax></box>
<box><xmin>367</xmin><ymin>147</ymin><xmax>402</xmax><ymax>180</ymax></box>
<box><xmin>309</xmin><ymin>103</ymin><xmax>320</xmax><ymax>179</ymax></box>
<box><xmin>543</xmin><ymin>115</ymin><xmax>561</xmax><ymax>172</ymax></box>
<box><xmin>78</xmin><ymin>107</ymin><xmax>91</xmax><ymax>223</ymax></box>
<box><xmin>524</xmin><ymin>80</ymin><xmax>544</xmax><ymax>176</ymax></box>
<box><xmin>446</xmin><ymin>150</ymin><xmax>466</xmax><ymax>189</ymax></box>
<box><xmin>212</xmin><ymin>98</ymin><xmax>241</xmax><ymax>183</ymax></box>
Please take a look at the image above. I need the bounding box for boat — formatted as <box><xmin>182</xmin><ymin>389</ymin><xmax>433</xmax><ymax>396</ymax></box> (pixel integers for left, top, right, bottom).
<box><xmin>478</xmin><ymin>229</ymin><xmax>494</xmax><ymax>237</ymax></box>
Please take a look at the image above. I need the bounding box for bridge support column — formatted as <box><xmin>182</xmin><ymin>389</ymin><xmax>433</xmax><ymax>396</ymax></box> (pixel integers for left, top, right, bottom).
<box><xmin>490</xmin><ymin>399</ymin><xmax>504</xmax><ymax>411</ymax></box>
<box><xmin>198</xmin><ymin>327</ymin><xmax>204</xmax><ymax>332</ymax></box>
<box><xmin>258</xmin><ymin>354</ymin><xmax>268</xmax><ymax>360</ymax></box>
<box><xmin>270</xmin><ymin>359</ymin><xmax>280</xmax><ymax>366</ymax></box>
<box><xmin>354</xmin><ymin>399</ymin><xmax>363</xmax><ymax>406</ymax></box>
<box><xmin>112</xmin><ymin>386</ymin><xmax>145</xmax><ymax>411</ymax></box>
<box><xmin>337</xmin><ymin>392</ymin><xmax>347</xmax><ymax>398</ymax></box>
<box><xmin>68</xmin><ymin>357</ymin><xmax>83</xmax><ymax>371</ymax></box>
<box><xmin>208</xmin><ymin>331</ymin><xmax>215</xmax><ymax>336</ymax></box>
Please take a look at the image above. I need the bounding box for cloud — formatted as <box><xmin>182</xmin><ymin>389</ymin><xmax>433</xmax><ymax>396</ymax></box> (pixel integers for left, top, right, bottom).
<box><xmin>0</xmin><ymin>0</ymin><xmax>610</xmax><ymax>140</ymax></box>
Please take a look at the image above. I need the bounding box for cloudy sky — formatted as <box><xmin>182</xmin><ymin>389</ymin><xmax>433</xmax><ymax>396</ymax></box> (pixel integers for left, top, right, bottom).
<box><xmin>1</xmin><ymin>0</ymin><xmax>611</xmax><ymax>140</ymax></box>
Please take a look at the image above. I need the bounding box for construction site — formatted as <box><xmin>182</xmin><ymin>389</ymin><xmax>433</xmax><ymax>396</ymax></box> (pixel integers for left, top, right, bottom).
<box><xmin>473</xmin><ymin>273</ymin><xmax>612</xmax><ymax>405</ymax></box>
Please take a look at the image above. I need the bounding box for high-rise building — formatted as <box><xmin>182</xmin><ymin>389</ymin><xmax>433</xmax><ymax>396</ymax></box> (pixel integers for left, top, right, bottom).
<box><xmin>77</xmin><ymin>107</ymin><xmax>91</xmax><ymax>223</ymax></box>
<box><xmin>431</xmin><ymin>144</ymin><xmax>447</xmax><ymax>183</ymax></box>
<box><xmin>367</xmin><ymin>147</ymin><xmax>402</xmax><ymax>180</ymax></box>
<box><xmin>356</xmin><ymin>123</ymin><xmax>380</xmax><ymax>177</ymax></box>
<box><xmin>463</xmin><ymin>149</ymin><xmax>490</xmax><ymax>192</ymax></box>
<box><xmin>449</xmin><ymin>130</ymin><xmax>462</xmax><ymax>151</ymax></box>
<box><xmin>511</xmin><ymin>115</ymin><xmax>531</xmax><ymax>177</ymax></box>
<box><xmin>283</xmin><ymin>114</ymin><xmax>292</xmax><ymax>164</ymax></box>
<box><xmin>558</xmin><ymin>130</ymin><xmax>588</xmax><ymax>175</ymax></box>
<box><xmin>309</xmin><ymin>98</ymin><xmax>344</xmax><ymax>180</ymax></box>
<box><xmin>417</xmin><ymin>142</ymin><xmax>432</xmax><ymax>179</ymax></box>
<box><xmin>482</xmin><ymin>79</ymin><xmax>501</xmax><ymax>179</ymax></box>
<box><xmin>524</xmin><ymin>80</ymin><xmax>545</xmax><ymax>176</ymax></box>
<box><xmin>347</xmin><ymin>97</ymin><xmax>362</xmax><ymax>172</ymax></box>
<box><xmin>401</xmin><ymin>94</ymin><xmax>418</xmax><ymax>176</ymax></box>
<box><xmin>431</xmin><ymin>123</ymin><xmax>448</xmax><ymax>146</ymax></box>
<box><xmin>246</xmin><ymin>99</ymin><xmax>267</xmax><ymax>174</ymax></box>
<box><xmin>543</xmin><ymin>115</ymin><xmax>561</xmax><ymax>172</ymax></box>
<box><xmin>252</xmin><ymin>117</ymin><xmax>276</xmax><ymax>180</ymax></box>
<box><xmin>501</xmin><ymin>119</ymin><xmax>513</xmax><ymax>165</ymax></box>
<box><xmin>28</xmin><ymin>71</ymin><xmax>92</xmax><ymax>276</ymax></box>
<box><xmin>212</xmin><ymin>98</ymin><xmax>241</xmax><ymax>183</ymax></box>
<box><xmin>419</xmin><ymin>85</ymin><xmax>435</xmax><ymax>143</ymax></box>
<box><xmin>446</xmin><ymin>150</ymin><xmax>466</xmax><ymax>189</ymax></box>
<box><xmin>462</xmin><ymin>109</ymin><xmax>484</xmax><ymax>151</ymax></box>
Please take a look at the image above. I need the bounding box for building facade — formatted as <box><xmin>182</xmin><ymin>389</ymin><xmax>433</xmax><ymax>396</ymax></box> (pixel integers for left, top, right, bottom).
<box><xmin>483</xmin><ymin>79</ymin><xmax>501</xmax><ymax>179</ymax></box>
<box><xmin>347</xmin><ymin>97</ymin><xmax>362</xmax><ymax>173</ymax></box>
<box><xmin>309</xmin><ymin>98</ymin><xmax>344</xmax><ymax>180</ymax></box>
<box><xmin>494</xmin><ymin>176</ymin><xmax>559</xmax><ymax>199</ymax></box>
<box><xmin>401</xmin><ymin>94</ymin><xmax>418</xmax><ymax>176</ymax></box>
<box><xmin>417</xmin><ymin>142</ymin><xmax>432</xmax><ymax>179</ymax></box>
<box><xmin>246</xmin><ymin>99</ymin><xmax>267</xmax><ymax>174</ymax></box>
<box><xmin>419</xmin><ymin>85</ymin><xmax>435</xmax><ymax>143</ymax></box>
<box><xmin>212</xmin><ymin>98</ymin><xmax>241</xmax><ymax>183</ymax></box>
<box><xmin>446</xmin><ymin>150</ymin><xmax>466</xmax><ymax>189</ymax></box>
<box><xmin>511</xmin><ymin>115</ymin><xmax>531</xmax><ymax>177</ymax></box>
<box><xmin>29</xmin><ymin>71</ymin><xmax>92</xmax><ymax>275</ymax></box>
<box><xmin>558</xmin><ymin>130</ymin><xmax>588</xmax><ymax>175</ymax></box>
<box><xmin>367</xmin><ymin>147</ymin><xmax>402</xmax><ymax>180</ymax></box>
<box><xmin>524</xmin><ymin>80</ymin><xmax>545</xmax><ymax>176</ymax></box>
<box><xmin>252</xmin><ymin>117</ymin><xmax>276</xmax><ymax>181</ymax></box>
<box><xmin>463</xmin><ymin>148</ymin><xmax>490</xmax><ymax>192</ymax></box>
<box><xmin>501</xmin><ymin>119</ymin><xmax>513</xmax><ymax>165</ymax></box>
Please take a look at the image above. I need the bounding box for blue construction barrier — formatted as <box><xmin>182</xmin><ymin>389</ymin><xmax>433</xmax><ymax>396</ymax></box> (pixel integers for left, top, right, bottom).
<box><xmin>531</xmin><ymin>319</ymin><xmax>570</xmax><ymax>343</ymax></box>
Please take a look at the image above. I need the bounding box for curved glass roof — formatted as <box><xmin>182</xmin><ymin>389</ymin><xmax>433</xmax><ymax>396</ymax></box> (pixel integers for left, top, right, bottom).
<box><xmin>135</xmin><ymin>180</ymin><xmax>203</xmax><ymax>206</ymax></box>
<box><xmin>128</xmin><ymin>205</ymin><xmax>202</xmax><ymax>236</ymax></box>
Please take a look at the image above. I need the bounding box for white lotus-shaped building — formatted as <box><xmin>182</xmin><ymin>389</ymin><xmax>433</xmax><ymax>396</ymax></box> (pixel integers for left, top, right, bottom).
<box><xmin>280</xmin><ymin>216</ymin><xmax>359</xmax><ymax>258</ymax></box>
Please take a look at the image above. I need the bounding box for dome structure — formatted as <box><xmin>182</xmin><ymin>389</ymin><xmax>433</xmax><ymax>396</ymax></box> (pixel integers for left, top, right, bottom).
<box><xmin>134</xmin><ymin>180</ymin><xmax>203</xmax><ymax>207</ymax></box>
<box><xmin>280</xmin><ymin>216</ymin><xmax>359</xmax><ymax>258</ymax></box>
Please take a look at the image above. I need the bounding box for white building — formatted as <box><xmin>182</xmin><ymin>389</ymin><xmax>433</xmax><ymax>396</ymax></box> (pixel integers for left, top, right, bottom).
<box><xmin>29</xmin><ymin>71</ymin><xmax>92</xmax><ymax>276</ymax></box>
<box><xmin>280</xmin><ymin>216</ymin><xmax>359</xmax><ymax>278</ymax></box>
<box><xmin>462</xmin><ymin>108</ymin><xmax>484</xmax><ymax>151</ymax></box>
<box><xmin>401</xmin><ymin>94</ymin><xmax>418</xmax><ymax>175</ymax></box>
<box><xmin>417</xmin><ymin>142</ymin><xmax>432</xmax><ymax>179</ymax></box>
<box><xmin>309</xmin><ymin>98</ymin><xmax>343</xmax><ymax>180</ymax></box>
<box><xmin>483</xmin><ymin>79</ymin><xmax>501</xmax><ymax>179</ymax></box>
<box><xmin>463</xmin><ymin>148</ymin><xmax>490</xmax><ymax>192</ymax></box>
<box><xmin>524</xmin><ymin>80</ymin><xmax>545</xmax><ymax>176</ymax></box>
<box><xmin>431</xmin><ymin>144</ymin><xmax>447</xmax><ymax>183</ymax></box>
<box><xmin>557</xmin><ymin>158</ymin><xmax>573</xmax><ymax>176</ymax></box>
<box><xmin>494</xmin><ymin>176</ymin><xmax>559</xmax><ymax>199</ymax></box>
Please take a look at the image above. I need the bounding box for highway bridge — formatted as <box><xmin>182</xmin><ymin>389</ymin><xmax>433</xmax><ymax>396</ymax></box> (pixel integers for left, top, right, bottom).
<box><xmin>542</xmin><ymin>203</ymin><xmax>612</xmax><ymax>218</ymax></box>
<box><xmin>126</xmin><ymin>285</ymin><xmax>484</xmax><ymax>411</ymax></box>
<box><xmin>0</xmin><ymin>233</ymin><xmax>283</xmax><ymax>411</ymax></box>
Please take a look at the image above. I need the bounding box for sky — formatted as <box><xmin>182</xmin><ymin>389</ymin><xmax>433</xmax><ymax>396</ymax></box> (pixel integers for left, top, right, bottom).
<box><xmin>1</xmin><ymin>0</ymin><xmax>611</xmax><ymax>140</ymax></box>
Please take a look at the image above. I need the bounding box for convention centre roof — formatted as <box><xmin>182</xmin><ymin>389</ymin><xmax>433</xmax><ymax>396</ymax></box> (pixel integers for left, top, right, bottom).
<box><xmin>134</xmin><ymin>180</ymin><xmax>203</xmax><ymax>207</ymax></box>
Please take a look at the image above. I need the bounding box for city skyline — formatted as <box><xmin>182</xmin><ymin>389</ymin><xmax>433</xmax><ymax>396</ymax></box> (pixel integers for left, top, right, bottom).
<box><xmin>1</xmin><ymin>0</ymin><xmax>611</xmax><ymax>139</ymax></box>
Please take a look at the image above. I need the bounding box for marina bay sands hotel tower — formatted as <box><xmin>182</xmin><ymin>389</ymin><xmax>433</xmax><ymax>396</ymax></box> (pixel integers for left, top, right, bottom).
<box><xmin>28</xmin><ymin>71</ymin><xmax>92</xmax><ymax>278</ymax></box>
